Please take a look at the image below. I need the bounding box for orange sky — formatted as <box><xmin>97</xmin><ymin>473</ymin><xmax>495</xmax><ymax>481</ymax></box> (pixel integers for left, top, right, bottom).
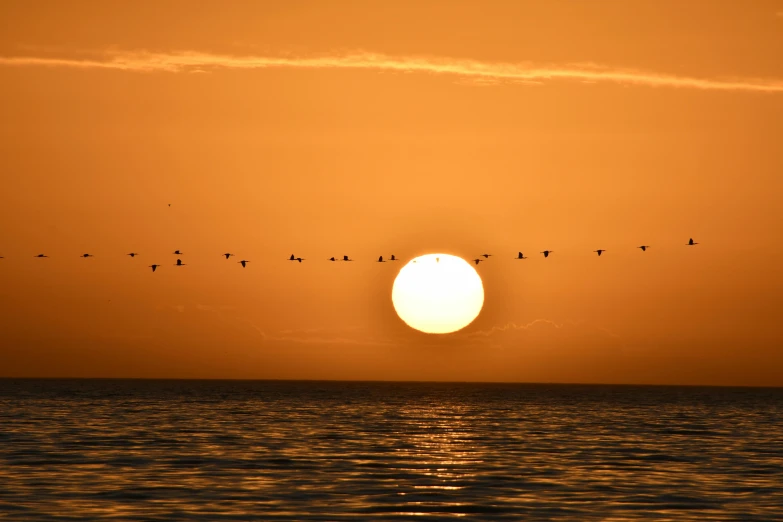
<box><xmin>1</xmin><ymin>1</ymin><xmax>782</xmax><ymax>385</ymax></box>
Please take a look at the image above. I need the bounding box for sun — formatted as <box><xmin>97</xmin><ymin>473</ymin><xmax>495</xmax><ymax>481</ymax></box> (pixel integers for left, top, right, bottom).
<box><xmin>391</xmin><ymin>253</ymin><xmax>485</xmax><ymax>334</ymax></box>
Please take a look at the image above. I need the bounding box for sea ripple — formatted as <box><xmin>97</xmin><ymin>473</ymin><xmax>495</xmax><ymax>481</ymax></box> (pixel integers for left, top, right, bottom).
<box><xmin>0</xmin><ymin>380</ymin><xmax>781</xmax><ymax>520</ymax></box>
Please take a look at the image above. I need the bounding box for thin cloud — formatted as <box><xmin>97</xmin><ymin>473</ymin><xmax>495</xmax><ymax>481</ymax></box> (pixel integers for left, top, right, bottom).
<box><xmin>464</xmin><ymin>318</ymin><xmax>571</xmax><ymax>337</ymax></box>
<box><xmin>240</xmin><ymin>318</ymin><xmax>396</xmax><ymax>347</ymax></box>
<box><xmin>1</xmin><ymin>49</ymin><xmax>782</xmax><ymax>93</ymax></box>
<box><xmin>463</xmin><ymin>318</ymin><xmax>622</xmax><ymax>343</ymax></box>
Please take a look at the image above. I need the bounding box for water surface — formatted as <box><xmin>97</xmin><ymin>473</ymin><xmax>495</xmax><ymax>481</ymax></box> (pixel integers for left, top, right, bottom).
<box><xmin>1</xmin><ymin>380</ymin><xmax>781</xmax><ymax>520</ymax></box>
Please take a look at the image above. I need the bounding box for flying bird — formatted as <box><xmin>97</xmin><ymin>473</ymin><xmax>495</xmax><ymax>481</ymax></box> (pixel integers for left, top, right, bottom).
<box><xmin>473</xmin><ymin>258</ymin><xmax>484</xmax><ymax>265</ymax></box>
<box><xmin>80</xmin><ymin>253</ymin><xmax>94</xmax><ymax>258</ymax></box>
<box><xmin>687</xmin><ymin>238</ymin><xmax>699</xmax><ymax>246</ymax></box>
<box><xmin>637</xmin><ymin>245</ymin><xmax>650</xmax><ymax>252</ymax></box>
<box><xmin>377</xmin><ymin>256</ymin><xmax>386</xmax><ymax>262</ymax></box>
<box><xmin>481</xmin><ymin>254</ymin><xmax>492</xmax><ymax>258</ymax></box>
<box><xmin>34</xmin><ymin>254</ymin><xmax>48</xmax><ymax>258</ymax></box>
<box><xmin>295</xmin><ymin>257</ymin><xmax>304</xmax><ymax>263</ymax></box>
<box><xmin>328</xmin><ymin>257</ymin><xmax>337</xmax><ymax>261</ymax></box>
<box><xmin>594</xmin><ymin>249</ymin><xmax>605</xmax><ymax>256</ymax></box>
<box><xmin>515</xmin><ymin>252</ymin><xmax>528</xmax><ymax>260</ymax></box>
<box><xmin>223</xmin><ymin>253</ymin><xmax>234</xmax><ymax>259</ymax></box>
<box><xmin>540</xmin><ymin>250</ymin><xmax>553</xmax><ymax>258</ymax></box>
<box><xmin>238</xmin><ymin>260</ymin><xmax>249</xmax><ymax>268</ymax></box>
<box><xmin>175</xmin><ymin>259</ymin><xmax>186</xmax><ymax>266</ymax></box>
<box><xmin>149</xmin><ymin>264</ymin><xmax>160</xmax><ymax>272</ymax></box>
<box><xmin>389</xmin><ymin>255</ymin><xmax>398</xmax><ymax>261</ymax></box>
<box><xmin>342</xmin><ymin>255</ymin><xmax>353</xmax><ymax>261</ymax></box>
<box><xmin>173</xmin><ymin>250</ymin><xmax>183</xmax><ymax>255</ymax></box>
<box><xmin>289</xmin><ymin>255</ymin><xmax>305</xmax><ymax>263</ymax></box>
<box><xmin>127</xmin><ymin>253</ymin><xmax>139</xmax><ymax>258</ymax></box>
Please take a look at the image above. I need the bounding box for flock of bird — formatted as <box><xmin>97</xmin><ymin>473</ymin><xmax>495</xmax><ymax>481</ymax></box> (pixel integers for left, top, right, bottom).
<box><xmin>469</xmin><ymin>238</ymin><xmax>697</xmax><ymax>265</ymax></box>
<box><xmin>0</xmin><ymin>239</ymin><xmax>701</xmax><ymax>272</ymax></box>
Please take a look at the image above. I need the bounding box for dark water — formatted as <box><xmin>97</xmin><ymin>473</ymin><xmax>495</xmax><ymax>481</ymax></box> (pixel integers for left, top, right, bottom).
<box><xmin>0</xmin><ymin>380</ymin><xmax>781</xmax><ymax>521</ymax></box>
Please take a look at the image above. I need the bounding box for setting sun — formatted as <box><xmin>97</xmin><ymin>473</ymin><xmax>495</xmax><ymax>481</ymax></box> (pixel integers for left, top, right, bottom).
<box><xmin>391</xmin><ymin>254</ymin><xmax>484</xmax><ymax>334</ymax></box>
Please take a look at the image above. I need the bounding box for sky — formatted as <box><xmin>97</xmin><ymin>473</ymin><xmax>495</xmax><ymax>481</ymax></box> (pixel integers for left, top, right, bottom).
<box><xmin>1</xmin><ymin>0</ymin><xmax>782</xmax><ymax>385</ymax></box>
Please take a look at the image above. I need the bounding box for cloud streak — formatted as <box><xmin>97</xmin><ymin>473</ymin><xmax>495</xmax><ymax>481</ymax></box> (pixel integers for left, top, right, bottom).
<box><xmin>1</xmin><ymin>49</ymin><xmax>782</xmax><ymax>93</ymax></box>
<box><xmin>463</xmin><ymin>318</ymin><xmax>622</xmax><ymax>342</ymax></box>
<box><xmin>239</xmin><ymin>318</ymin><xmax>396</xmax><ymax>347</ymax></box>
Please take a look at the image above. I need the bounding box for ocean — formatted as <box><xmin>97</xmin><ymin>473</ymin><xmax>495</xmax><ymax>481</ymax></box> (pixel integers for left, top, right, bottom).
<box><xmin>0</xmin><ymin>379</ymin><xmax>781</xmax><ymax>520</ymax></box>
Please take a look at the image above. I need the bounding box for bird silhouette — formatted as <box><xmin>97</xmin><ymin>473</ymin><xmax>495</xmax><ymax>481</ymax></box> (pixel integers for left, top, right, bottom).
<box><xmin>175</xmin><ymin>259</ymin><xmax>186</xmax><ymax>266</ymax></box>
<box><xmin>515</xmin><ymin>252</ymin><xmax>528</xmax><ymax>260</ymax></box>
<box><xmin>168</xmin><ymin>204</ymin><xmax>171</xmax><ymax>207</ymax></box>
<box><xmin>295</xmin><ymin>257</ymin><xmax>304</xmax><ymax>263</ymax></box>
<box><xmin>328</xmin><ymin>257</ymin><xmax>337</xmax><ymax>261</ymax></box>
<box><xmin>34</xmin><ymin>254</ymin><xmax>48</xmax><ymax>258</ymax></box>
<box><xmin>687</xmin><ymin>238</ymin><xmax>699</xmax><ymax>246</ymax></box>
<box><xmin>149</xmin><ymin>264</ymin><xmax>159</xmax><ymax>272</ymax></box>
<box><xmin>481</xmin><ymin>254</ymin><xmax>492</xmax><ymax>258</ymax></box>
<box><xmin>389</xmin><ymin>255</ymin><xmax>398</xmax><ymax>261</ymax></box>
<box><xmin>173</xmin><ymin>250</ymin><xmax>183</xmax><ymax>255</ymax></box>
<box><xmin>377</xmin><ymin>256</ymin><xmax>386</xmax><ymax>262</ymax></box>
<box><xmin>540</xmin><ymin>250</ymin><xmax>553</xmax><ymax>258</ymax></box>
<box><xmin>594</xmin><ymin>249</ymin><xmax>605</xmax><ymax>256</ymax></box>
<box><xmin>80</xmin><ymin>253</ymin><xmax>94</xmax><ymax>258</ymax></box>
<box><xmin>473</xmin><ymin>258</ymin><xmax>484</xmax><ymax>265</ymax></box>
<box><xmin>127</xmin><ymin>253</ymin><xmax>139</xmax><ymax>258</ymax></box>
<box><xmin>223</xmin><ymin>253</ymin><xmax>235</xmax><ymax>259</ymax></box>
<box><xmin>238</xmin><ymin>260</ymin><xmax>249</xmax><ymax>268</ymax></box>
<box><xmin>637</xmin><ymin>245</ymin><xmax>650</xmax><ymax>252</ymax></box>
<box><xmin>342</xmin><ymin>255</ymin><xmax>353</xmax><ymax>261</ymax></box>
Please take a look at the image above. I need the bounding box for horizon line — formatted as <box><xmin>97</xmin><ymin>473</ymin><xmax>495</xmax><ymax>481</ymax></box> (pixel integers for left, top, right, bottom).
<box><xmin>1</xmin><ymin>376</ymin><xmax>780</xmax><ymax>389</ymax></box>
